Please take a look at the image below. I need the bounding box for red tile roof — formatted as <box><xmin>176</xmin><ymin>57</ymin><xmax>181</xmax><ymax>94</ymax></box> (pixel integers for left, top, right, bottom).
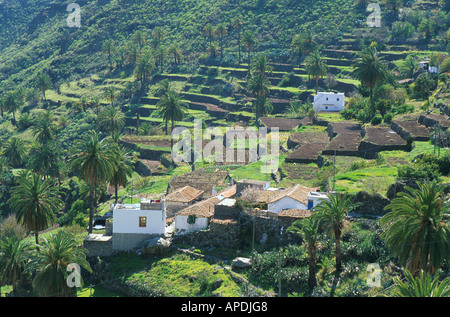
<box><xmin>165</xmin><ymin>185</ymin><xmax>204</xmax><ymax>203</ymax></box>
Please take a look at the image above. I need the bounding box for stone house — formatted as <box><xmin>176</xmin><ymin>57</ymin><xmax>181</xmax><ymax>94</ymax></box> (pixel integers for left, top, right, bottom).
<box><xmin>236</xmin><ymin>179</ymin><xmax>271</xmax><ymax>195</ymax></box>
<box><xmin>174</xmin><ymin>185</ymin><xmax>236</xmax><ymax>235</ymax></box>
<box><xmin>164</xmin><ymin>185</ymin><xmax>204</xmax><ymax>218</ymax></box>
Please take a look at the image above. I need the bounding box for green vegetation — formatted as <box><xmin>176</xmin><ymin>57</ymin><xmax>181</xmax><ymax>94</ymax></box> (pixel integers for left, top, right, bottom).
<box><xmin>1</xmin><ymin>0</ymin><xmax>450</xmax><ymax>299</ymax></box>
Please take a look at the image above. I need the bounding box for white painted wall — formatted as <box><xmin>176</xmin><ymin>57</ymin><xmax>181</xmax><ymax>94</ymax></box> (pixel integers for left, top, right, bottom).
<box><xmin>307</xmin><ymin>193</ymin><xmax>329</xmax><ymax>210</ymax></box>
<box><xmin>313</xmin><ymin>92</ymin><xmax>345</xmax><ymax>112</ymax></box>
<box><xmin>113</xmin><ymin>208</ymin><xmax>165</xmax><ymax>235</ymax></box>
<box><xmin>268</xmin><ymin>196</ymin><xmax>307</xmax><ymax>214</ymax></box>
<box><xmin>174</xmin><ymin>215</ymin><xmax>209</xmax><ymax>235</ymax></box>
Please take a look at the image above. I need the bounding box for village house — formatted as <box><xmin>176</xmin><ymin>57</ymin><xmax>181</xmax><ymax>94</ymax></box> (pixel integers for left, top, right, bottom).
<box><xmin>419</xmin><ymin>59</ymin><xmax>440</xmax><ymax>74</ymax></box>
<box><xmin>112</xmin><ymin>198</ymin><xmax>166</xmax><ymax>250</ymax></box>
<box><xmin>313</xmin><ymin>92</ymin><xmax>345</xmax><ymax>112</ymax></box>
<box><xmin>164</xmin><ymin>185</ymin><xmax>204</xmax><ymax>218</ymax></box>
<box><xmin>236</xmin><ymin>179</ymin><xmax>271</xmax><ymax>195</ymax></box>
<box><xmin>267</xmin><ymin>184</ymin><xmax>328</xmax><ymax>214</ymax></box>
<box><xmin>83</xmin><ymin>198</ymin><xmax>167</xmax><ymax>256</ymax></box>
<box><xmin>174</xmin><ymin>185</ymin><xmax>236</xmax><ymax>235</ymax></box>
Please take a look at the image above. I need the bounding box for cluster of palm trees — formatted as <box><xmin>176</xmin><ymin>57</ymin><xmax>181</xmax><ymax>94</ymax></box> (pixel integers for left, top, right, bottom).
<box><xmin>70</xmin><ymin>130</ymin><xmax>134</xmax><ymax>233</ymax></box>
<box><xmin>150</xmin><ymin>78</ymin><xmax>189</xmax><ymax>145</ymax></box>
<box><xmin>0</xmin><ymin>128</ymin><xmax>134</xmax><ymax>296</ymax></box>
<box><xmin>248</xmin><ymin>54</ymin><xmax>273</xmax><ymax>127</ymax></box>
<box><xmin>101</xmin><ymin>28</ymin><xmax>182</xmax><ymax>96</ymax></box>
<box><xmin>289</xmin><ymin>181</ymin><xmax>450</xmax><ymax>296</ymax></box>
<box><xmin>0</xmin><ymin>229</ymin><xmax>92</xmax><ymax>296</ymax></box>
<box><xmin>202</xmin><ymin>16</ymin><xmax>252</xmax><ymax>65</ymax></box>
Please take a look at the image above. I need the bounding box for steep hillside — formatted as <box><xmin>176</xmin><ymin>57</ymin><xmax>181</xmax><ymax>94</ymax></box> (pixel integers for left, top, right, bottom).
<box><xmin>0</xmin><ymin>0</ymin><xmax>366</xmax><ymax>91</ymax></box>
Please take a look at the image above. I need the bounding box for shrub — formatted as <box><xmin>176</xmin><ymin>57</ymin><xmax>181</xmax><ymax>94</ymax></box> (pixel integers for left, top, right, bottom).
<box><xmin>441</xmin><ymin>57</ymin><xmax>450</xmax><ymax>73</ymax></box>
<box><xmin>371</xmin><ymin>114</ymin><xmax>382</xmax><ymax>125</ymax></box>
<box><xmin>58</xmin><ymin>199</ymin><xmax>87</xmax><ymax>227</ymax></box>
<box><xmin>383</xmin><ymin>112</ymin><xmax>394</xmax><ymax>123</ymax></box>
<box><xmin>397</xmin><ymin>160</ymin><xmax>441</xmax><ymax>181</ymax></box>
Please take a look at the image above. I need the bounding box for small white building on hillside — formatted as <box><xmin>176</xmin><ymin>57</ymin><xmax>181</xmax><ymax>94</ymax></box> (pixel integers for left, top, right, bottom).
<box><xmin>313</xmin><ymin>92</ymin><xmax>345</xmax><ymax>112</ymax></box>
<box><xmin>112</xmin><ymin>199</ymin><xmax>166</xmax><ymax>250</ymax></box>
<box><xmin>419</xmin><ymin>59</ymin><xmax>440</xmax><ymax>74</ymax></box>
<box><xmin>267</xmin><ymin>185</ymin><xmax>328</xmax><ymax>213</ymax></box>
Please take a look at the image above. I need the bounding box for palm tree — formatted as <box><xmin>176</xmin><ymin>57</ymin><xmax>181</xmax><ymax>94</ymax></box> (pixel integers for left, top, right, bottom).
<box><xmin>4</xmin><ymin>90</ymin><xmax>22</xmax><ymax>123</ymax></box>
<box><xmin>252</xmin><ymin>96</ymin><xmax>273</xmax><ymax>128</ymax></box>
<box><xmin>232</xmin><ymin>16</ymin><xmax>243</xmax><ymax>63</ymax></box>
<box><xmin>31</xmin><ymin>231</ymin><xmax>92</xmax><ymax>297</ymax></box>
<box><xmin>286</xmin><ymin>100</ymin><xmax>313</xmax><ymax>119</ymax></box>
<box><xmin>28</xmin><ymin>141</ymin><xmax>63</xmax><ymax>180</ymax></box>
<box><xmin>70</xmin><ymin>130</ymin><xmax>117</xmax><ymax>233</ymax></box>
<box><xmin>98</xmin><ymin>105</ymin><xmax>125</xmax><ymax>136</ymax></box>
<box><xmin>91</xmin><ymin>96</ymin><xmax>101</xmax><ymax>116</ymax></box>
<box><xmin>126</xmin><ymin>41</ymin><xmax>139</xmax><ymax>64</ymax></box>
<box><xmin>156</xmin><ymin>90</ymin><xmax>188</xmax><ymax>145</ymax></box>
<box><xmin>103</xmin><ymin>85</ymin><xmax>117</xmax><ymax>106</ymax></box>
<box><xmin>248</xmin><ymin>56</ymin><xmax>273</xmax><ymax>126</ymax></box>
<box><xmin>399</xmin><ymin>55</ymin><xmax>419</xmax><ymax>78</ymax></box>
<box><xmin>155</xmin><ymin>78</ymin><xmax>173</xmax><ymax>97</ymax></box>
<box><xmin>31</xmin><ymin>110</ymin><xmax>57</xmax><ymax>144</ymax></box>
<box><xmin>380</xmin><ymin>181</ymin><xmax>450</xmax><ymax>275</ymax></box>
<box><xmin>216</xmin><ymin>23</ymin><xmax>227</xmax><ymax>60</ymax></box>
<box><xmin>155</xmin><ymin>45</ymin><xmax>166</xmax><ymax>72</ymax></box>
<box><xmin>287</xmin><ymin>217</ymin><xmax>320</xmax><ymax>290</ymax></box>
<box><xmin>207</xmin><ymin>42</ymin><xmax>220</xmax><ymax>59</ymax></box>
<box><xmin>388</xmin><ymin>269</ymin><xmax>450</xmax><ymax>297</ymax></box>
<box><xmin>8</xmin><ymin>171</ymin><xmax>63</xmax><ymax>248</ymax></box>
<box><xmin>35</xmin><ymin>73</ymin><xmax>52</xmax><ymax>102</ymax></box>
<box><xmin>102</xmin><ymin>39</ymin><xmax>116</xmax><ymax>69</ymax></box>
<box><xmin>0</xmin><ymin>96</ymin><xmax>4</xmax><ymax>117</ymax></box>
<box><xmin>151</xmin><ymin>26</ymin><xmax>165</xmax><ymax>48</ymax></box>
<box><xmin>352</xmin><ymin>46</ymin><xmax>388</xmax><ymax>101</ymax></box>
<box><xmin>134</xmin><ymin>50</ymin><xmax>156</xmax><ymax>95</ymax></box>
<box><xmin>132</xmin><ymin>30</ymin><xmax>146</xmax><ymax>48</ymax></box>
<box><xmin>251</xmin><ymin>54</ymin><xmax>273</xmax><ymax>79</ymax></box>
<box><xmin>312</xmin><ymin>193</ymin><xmax>361</xmax><ymax>272</ymax></box>
<box><xmin>109</xmin><ymin>146</ymin><xmax>134</xmax><ymax>204</ymax></box>
<box><xmin>0</xmin><ymin>236</ymin><xmax>32</xmax><ymax>295</ymax></box>
<box><xmin>3</xmin><ymin>137</ymin><xmax>27</xmax><ymax>167</ymax></box>
<box><xmin>168</xmin><ymin>43</ymin><xmax>182</xmax><ymax>65</ymax></box>
<box><xmin>204</xmin><ymin>23</ymin><xmax>215</xmax><ymax>48</ymax></box>
<box><xmin>243</xmin><ymin>30</ymin><xmax>256</xmax><ymax>75</ymax></box>
<box><xmin>305</xmin><ymin>50</ymin><xmax>327</xmax><ymax>94</ymax></box>
<box><xmin>291</xmin><ymin>31</ymin><xmax>317</xmax><ymax>58</ymax></box>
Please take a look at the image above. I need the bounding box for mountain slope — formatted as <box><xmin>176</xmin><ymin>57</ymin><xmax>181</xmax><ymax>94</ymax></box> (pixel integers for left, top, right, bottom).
<box><xmin>0</xmin><ymin>0</ymin><xmax>365</xmax><ymax>91</ymax></box>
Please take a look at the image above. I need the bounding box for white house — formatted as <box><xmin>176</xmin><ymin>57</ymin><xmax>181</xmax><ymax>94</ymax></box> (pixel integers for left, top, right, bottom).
<box><xmin>112</xmin><ymin>198</ymin><xmax>166</xmax><ymax>250</ymax></box>
<box><xmin>306</xmin><ymin>191</ymin><xmax>330</xmax><ymax>209</ymax></box>
<box><xmin>419</xmin><ymin>59</ymin><xmax>440</xmax><ymax>74</ymax></box>
<box><xmin>268</xmin><ymin>185</ymin><xmax>328</xmax><ymax>213</ymax></box>
<box><xmin>313</xmin><ymin>92</ymin><xmax>345</xmax><ymax>112</ymax></box>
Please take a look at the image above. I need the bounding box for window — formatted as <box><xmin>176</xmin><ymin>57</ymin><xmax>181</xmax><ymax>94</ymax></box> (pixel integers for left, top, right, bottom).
<box><xmin>139</xmin><ymin>216</ymin><xmax>147</xmax><ymax>227</ymax></box>
<box><xmin>187</xmin><ymin>215</ymin><xmax>196</xmax><ymax>224</ymax></box>
<box><xmin>337</xmin><ymin>98</ymin><xmax>339</xmax><ymax>101</ymax></box>
<box><xmin>326</xmin><ymin>97</ymin><xmax>328</xmax><ymax>101</ymax></box>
